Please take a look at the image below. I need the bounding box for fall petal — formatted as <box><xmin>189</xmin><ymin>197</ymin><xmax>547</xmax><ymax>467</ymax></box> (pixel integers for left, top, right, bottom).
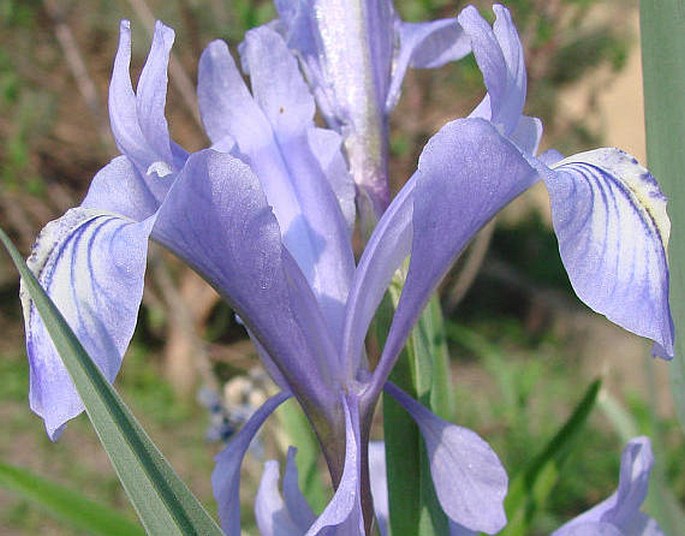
<box><xmin>545</xmin><ymin>149</ymin><xmax>674</xmax><ymax>358</ymax></box>
<box><xmin>20</xmin><ymin>208</ymin><xmax>153</xmax><ymax>439</ymax></box>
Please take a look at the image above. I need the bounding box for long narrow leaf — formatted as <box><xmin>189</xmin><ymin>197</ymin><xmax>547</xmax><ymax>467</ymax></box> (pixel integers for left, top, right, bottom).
<box><xmin>0</xmin><ymin>228</ymin><xmax>223</xmax><ymax>536</ymax></box>
<box><xmin>382</xmin><ymin>269</ymin><xmax>451</xmax><ymax>536</ymax></box>
<box><xmin>640</xmin><ymin>0</ymin><xmax>685</xmax><ymax>431</ymax></box>
<box><xmin>501</xmin><ymin>379</ymin><xmax>601</xmax><ymax>536</ymax></box>
<box><xmin>0</xmin><ymin>460</ymin><xmax>145</xmax><ymax>536</ymax></box>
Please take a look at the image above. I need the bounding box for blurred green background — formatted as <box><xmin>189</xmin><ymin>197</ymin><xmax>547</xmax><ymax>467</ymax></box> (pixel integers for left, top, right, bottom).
<box><xmin>1</xmin><ymin>0</ymin><xmax>682</xmax><ymax>534</ymax></box>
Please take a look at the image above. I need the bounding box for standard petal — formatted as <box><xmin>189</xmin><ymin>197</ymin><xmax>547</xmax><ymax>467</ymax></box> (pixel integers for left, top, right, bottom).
<box><xmin>305</xmin><ymin>395</ymin><xmax>364</xmax><ymax>535</ymax></box>
<box><xmin>109</xmin><ymin>20</ymin><xmax>149</xmax><ymax>166</ymax></box>
<box><xmin>242</xmin><ymin>26</ymin><xmax>315</xmax><ymax>136</ymax></box>
<box><xmin>198</xmin><ymin>39</ymin><xmax>269</xmax><ymax>148</ymax></box>
<box><xmin>458</xmin><ymin>5</ymin><xmax>527</xmax><ymax>136</ymax></box>
<box><xmin>153</xmin><ymin>150</ymin><xmax>341</xmax><ymax>416</ymax></box>
<box><xmin>307</xmin><ymin>127</ymin><xmax>356</xmax><ymax>232</ymax></box>
<box><xmin>20</xmin><ymin>208</ymin><xmax>153</xmax><ymax>439</ymax></box>
<box><xmin>385</xmin><ymin>382</ymin><xmax>508</xmax><ymax>534</ymax></box>
<box><xmin>135</xmin><ymin>21</ymin><xmax>175</xmax><ymax>166</ymax></box>
<box><xmin>553</xmin><ymin>437</ymin><xmax>663</xmax><ymax>536</ymax></box>
<box><xmin>371</xmin><ymin>118</ymin><xmax>537</xmax><ymax>392</ymax></box>
<box><xmin>544</xmin><ymin>148</ymin><xmax>674</xmax><ymax>358</ymax></box>
<box><xmin>199</xmin><ymin>31</ymin><xmax>355</xmax><ymax>340</ymax></box>
<box><xmin>241</xmin><ymin>26</ymin><xmax>356</xmax><ymax>340</ymax></box>
<box><xmin>213</xmin><ymin>391</ymin><xmax>291</xmax><ymax>536</ymax></box>
<box><xmin>387</xmin><ymin>18</ymin><xmax>471</xmax><ymax>111</ymax></box>
<box><xmin>109</xmin><ymin>21</ymin><xmax>179</xmax><ymax>180</ymax></box>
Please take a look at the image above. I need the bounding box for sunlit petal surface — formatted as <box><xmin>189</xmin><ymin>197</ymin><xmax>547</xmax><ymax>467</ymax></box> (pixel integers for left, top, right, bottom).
<box><xmin>198</xmin><ymin>28</ymin><xmax>355</xmax><ymax>342</ymax></box>
<box><xmin>374</xmin><ymin>118</ymin><xmax>537</xmax><ymax>389</ymax></box>
<box><xmin>459</xmin><ymin>5</ymin><xmax>541</xmax><ymax>153</ymax></box>
<box><xmin>20</xmin><ymin>207</ymin><xmax>153</xmax><ymax>439</ymax></box>
<box><xmin>385</xmin><ymin>383</ymin><xmax>508</xmax><ymax>534</ymax></box>
<box><xmin>109</xmin><ymin>21</ymin><xmax>184</xmax><ymax>179</ymax></box>
<box><xmin>545</xmin><ymin>149</ymin><xmax>674</xmax><ymax>358</ymax></box>
<box><xmin>153</xmin><ymin>150</ymin><xmax>341</xmax><ymax>411</ymax></box>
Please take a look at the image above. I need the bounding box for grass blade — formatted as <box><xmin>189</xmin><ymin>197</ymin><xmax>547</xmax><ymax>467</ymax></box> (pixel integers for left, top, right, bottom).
<box><xmin>0</xmin><ymin>460</ymin><xmax>145</xmax><ymax>536</ymax></box>
<box><xmin>0</xmin><ymin>228</ymin><xmax>223</xmax><ymax>536</ymax></box>
<box><xmin>501</xmin><ymin>379</ymin><xmax>601</xmax><ymax>536</ymax></box>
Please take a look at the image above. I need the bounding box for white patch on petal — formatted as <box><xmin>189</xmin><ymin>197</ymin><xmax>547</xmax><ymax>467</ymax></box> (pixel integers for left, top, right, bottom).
<box><xmin>20</xmin><ymin>208</ymin><xmax>105</xmax><ymax>328</ymax></box>
<box><xmin>552</xmin><ymin>149</ymin><xmax>670</xmax><ymax>251</ymax></box>
<box><xmin>146</xmin><ymin>160</ymin><xmax>173</xmax><ymax>177</ymax></box>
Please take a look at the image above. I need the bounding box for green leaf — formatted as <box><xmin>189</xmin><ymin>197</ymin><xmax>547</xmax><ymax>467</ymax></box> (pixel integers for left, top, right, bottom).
<box><xmin>501</xmin><ymin>379</ymin><xmax>601</xmax><ymax>536</ymax></box>
<box><xmin>0</xmin><ymin>228</ymin><xmax>223</xmax><ymax>536</ymax></box>
<box><xmin>0</xmin><ymin>460</ymin><xmax>144</xmax><ymax>536</ymax></box>
<box><xmin>640</xmin><ymin>0</ymin><xmax>685</xmax><ymax>432</ymax></box>
<box><xmin>381</xmin><ymin>268</ymin><xmax>453</xmax><ymax>536</ymax></box>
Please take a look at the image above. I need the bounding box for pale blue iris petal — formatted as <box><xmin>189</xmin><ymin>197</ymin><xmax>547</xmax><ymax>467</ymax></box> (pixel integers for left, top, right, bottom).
<box><xmin>135</xmin><ymin>21</ymin><xmax>175</xmax><ymax>164</ymax></box>
<box><xmin>283</xmin><ymin>447</ymin><xmax>317</xmax><ymax>529</ymax></box>
<box><xmin>256</xmin><ymin>459</ymin><xmax>301</xmax><ymax>536</ymax></box>
<box><xmin>242</xmin><ymin>26</ymin><xmax>315</xmax><ymax>136</ymax></box>
<box><xmin>368</xmin><ymin>441</ymin><xmax>389</xmax><ymax>536</ymax></box>
<box><xmin>249</xmin><ymin>335</ymin><xmax>293</xmax><ymax>393</ymax></box>
<box><xmin>199</xmin><ymin>30</ymin><xmax>355</xmax><ymax>342</ymax></box>
<box><xmin>385</xmin><ymin>383</ymin><xmax>508</xmax><ymax>534</ymax></box>
<box><xmin>213</xmin><ymin>391</ymin><xmax>291</xmax><ymax>536</ymax></box>
<box><xmin>372</xmin><ymin>118</ymin><xmax>537</xmax><ymax>392</ymax></box>
<box><xmin>459</xmin><ymin>5</ymin><xmax>530</xmax><ymax>138</ymax></box>
<box><xmin>153</xmin><ymin>150</ymin><xmax>341</xmax><ymax>414</ymax></box>
<box><xmin>273</xmin><ymin>0</ymin><xmax>339</xmax><ymax>129</ymax></box>
<box><xmin>109</xmin><ymin>21</ymin><xmax>151</xmax><ymax>166</ymax></box>
<box><xmin>242</xmin><ymin>26</ymin><xmax>356</xmax><ymax>339</ymax></box>
<box><xmin>108</xmin><ymin>21</ymin><xmax>180</xmax><ymax>183</ymax></box>
<box><xmin>387</xmin><ymin>18</ymin><xmax>470</xmax><ymax>112</ymax></box>
<box><xmin>254</xmin><ymin>447</ymin><xmax>316</xmax><ymax>535</ymax></box>
<box><xmin>449</xmin><ymin>521</ymin><xmax>478</xmax><ymax>536</ymax></box>
<box><xmin>81</xmin><ymin>156</ymin><xmax>164</xmax><ymax>221</ymax></box>
<box><xmin>341</xmin><ymin>173</ymin><xmax>415</xmax><ymax>376</ymax></box>
<box><xmin>545</xmin><ymin>149</ymin><xmax>674</xmax><ymax>358</ymax></box>
<box><xmin>20</xmin><ymin>208</ymin><xmax>153</xmax><ymax>440</ymax></box>
<box><xmin>552</xmin><ymin>437</ymin><xmax>663</xmax><ymax>536</ymax></box>
<box><xmin>307</xmin><ymin>127</ymin><xmax>356</xmax><ymax>232</ymax></box>
<box><xmin>255</xmin><ymin>449</ymin><xmax>317</xmax><ymax>536</ymax></box>
<box><xmin>305</xmin><ymin>396</ymin><xmax>364</xmax><ymax>536</ymax></box>
<box><xmin>511</xmin><ymin>115</ymin><xmax>543</xmax><ymax>156</ymax></box>
<box><xmin>197</xmin><ymin>40</ymin><xmax>265</xmax><ymax>147</ymax></box>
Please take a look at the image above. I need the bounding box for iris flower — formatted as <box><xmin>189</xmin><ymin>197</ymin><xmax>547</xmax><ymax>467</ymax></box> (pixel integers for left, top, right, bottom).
<box><xmin>352</xmin><ymin>437</ymin><xmax>663</xmax><ymax>536</ymax></box>
<box><xmin>552</xmin><ymin>437</ymin><xmax>663</xmax><ymax>536</ymax></box>
<box><xmin>20</xmin><ymin>2</ymin><xmax>673</xmax><ymax>535</ymax></box>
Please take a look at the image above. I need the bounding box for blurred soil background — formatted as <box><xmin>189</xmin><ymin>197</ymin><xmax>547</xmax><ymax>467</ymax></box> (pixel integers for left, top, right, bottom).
<box><xmin>0</xmin><ymin>0</ymin><xmax>683</xmax><ymax>534</ymax></box>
